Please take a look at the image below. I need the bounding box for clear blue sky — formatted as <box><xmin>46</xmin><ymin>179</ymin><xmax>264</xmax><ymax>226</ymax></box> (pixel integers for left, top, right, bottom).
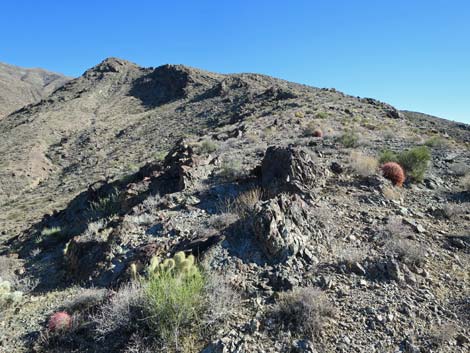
<box><xmin>1</xmin><ymin>0</ymin><xmax>469</xmax><ymax>123</ymax></box>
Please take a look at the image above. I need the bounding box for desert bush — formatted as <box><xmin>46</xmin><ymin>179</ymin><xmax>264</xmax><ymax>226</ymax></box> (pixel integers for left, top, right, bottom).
<box><xmin>144</xmin><ymin>252</ymin><xmax>205</xmax><ymax>352</ymax></box>
<box><xmin>339</xmin><ymin>130</ymin><xmax>360</xmax><ymax>148</ymax></box>
<box><xmin>349</xmin><ymin>151</ymin><xmax>378</xmax><ymax>177</ymax></box>
<box><xmin>378</xmin><ymin>149</ymin><xmax>398</xmax><ymax>165</ymax></box>
<box><xmin>380</xmin><ymin>218</ymin><xmax>426</xmax><ymax>266</ymax></box>
<box><xmin>381</xmin><ymin>162</ymin><xmax>405</xmax><ymax>186</ymax></box>
<box><xmin>462</xmin><ymin>174</ymin><xmax>470</xmax><ymax>191</ymax></box>
<box><xmin>295</xmin><ymin>111</ymin><xmax>304</xmax><ymax>118</ymax></box>
<box><xmin>303</xmin><ymin>121</ymin><xmax>323</xmax><ymax>137</ymax></box>
<box><xmin>207</xmin><ymin>213</ymin><xmax>239</xmax><ymax>230</ymax></box>
<box><xmin>315</xmin><ymin>111</ymin><xmax>328</xmax><ymax>119</ymax></box>
<box><xmin>379</xmin><ymin>146</ymin><xmax>431</xmax><ymax>182</ymax></box>
<box><xmin>0</xmin><ymin>278</ymin><xmax>23</xmax><ymax>309</ymax></box>
<box><xmin>198</xmin><ymin>139</ymin><xmax>218</xmax><ymax>154</ymax></box>
<box><xmin>202</xmin><ymin>273</ymin><xmax>241</xmax><ymax>333</ymax></box>
<box><xmin>271</xmin><ymin>287</ymin><xmax>334</xmax><ymax>340</ymax></box>
<box><xmin>93</xmin><ymin>282</ymin><xmax>145</xmax><ymax>338</ymax></box>
<box><xmin>424</xmin><ymin>135</ymin><xmax>448</xmax><ymax>148</ymax></box>
<box><xmin>230</xmin><ymin>187</ymin><xmax>263</xmax><ymax>220</ymax></box>
<box><xmin>90</xmin><ymin>188</ymin><xmax>121</xmax><ymax>216</ymax></box>
<box><xmin>219</xmin><ymin>158</ymin><xmax>243</xmax><ymax>180</ymax></box>
<box><xmin>382</xmin><ymin>186</ymin><xmax>401</xmax><ymax>201</ymax></box>
<box><xmin>397</xmin><ymin>146</ymin><xmax>431</xmax><ymax>182</ymax></box>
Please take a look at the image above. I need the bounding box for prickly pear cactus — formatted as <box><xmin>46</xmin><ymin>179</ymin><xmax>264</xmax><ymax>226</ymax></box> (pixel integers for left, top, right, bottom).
<box><xmin>0</xmin><ymin>278</ymin><xmax>23</xmax><ymax>308</ymax></box>
<box><xmin>144</xmin><ymin>251</ymin><xmax>200</xmax><ymax>279</ymax></box>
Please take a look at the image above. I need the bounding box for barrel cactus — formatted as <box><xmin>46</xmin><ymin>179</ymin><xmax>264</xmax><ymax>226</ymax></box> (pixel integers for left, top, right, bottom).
<box><xmin>48</xmin><ymin>311</ymin><xmax>72</xmax><ymax>332</ymax></box>
<box><xmin>381</xmin><ymin>162</ymin><xmax>405</xmax><ymax>187</ymax></box>
<box><xmin>313</xmin><ymin>128</ymin><xmax>323</xmax><ymax>138</ymax></box>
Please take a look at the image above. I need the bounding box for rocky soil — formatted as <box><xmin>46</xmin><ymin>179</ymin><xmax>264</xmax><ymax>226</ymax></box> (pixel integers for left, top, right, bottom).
<box><xmin>0</xmin><ymin>58</ymin><xmax>469</xmax><ymax>353</ymax></box>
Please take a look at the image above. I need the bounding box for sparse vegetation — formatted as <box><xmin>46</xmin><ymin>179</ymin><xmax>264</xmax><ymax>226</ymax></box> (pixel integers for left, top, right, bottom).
<box><xmin>424</xmin><ymin>135</ymin><xmax>448</xmax><ymax>148</ymax></box>
<box><xmin>461</xmin><ymin>174</ymin><xmax>470</xmax><ymax>191</ymax></box>
<box><xmin>339</xmin><ymin>129</ymin><xmax>360</xmax><ymax>148</ymax></box>
<box><xmin>315</xmin><ymin>111</ymin><xmax>328</xmax><ymax>119</ymax></box>
<box><xmin>219</xmin><ymin>158</ymin><xmax>243</xmax><ymax>180</ymax></box>
<box><xmin>271</xmin><ymin>287</ymin><xmax>334</xmax><ymax>340</ymax></box>
<box><xmin>349</xmin><ymin>151</ymin><xmax>378</xmax><ymax>177</ymax></box>
<box><xmin>379</xmin><ymin>146</ymin><xmax>431</xmax><ymax>182</ymax></box>
<box><xmin>90</xmin><ymin>188</ymin><xmax>121</xmax><ymax>216</ymax></box>
<box><xmin>198</xmin><ymin>139</ymin><xmax>218</xmax><ymax>154</ymax></box>
<box><xmin>144</xmin><ymin>252</ymin><xmax>205</xmax><ymax>352</ymax></box>
<box><xmin>230</xmin><ymin>187</ymin><xmax>263</xmax><ymax>220</ymax></box>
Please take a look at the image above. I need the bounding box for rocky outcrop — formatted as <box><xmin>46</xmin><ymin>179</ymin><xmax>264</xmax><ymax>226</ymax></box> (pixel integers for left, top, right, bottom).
<box><xmin>253</xmin><ymin>194</ymin><xmax>310</xmax><ymax>262</ymax></box>
<box><xmin>261</xmin><ymin>146</ymin><xmax>329</xmax><ymax>196</ymax></box>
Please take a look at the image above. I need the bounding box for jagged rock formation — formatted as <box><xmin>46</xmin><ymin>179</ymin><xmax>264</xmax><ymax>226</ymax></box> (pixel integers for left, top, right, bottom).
<box><xmin>0</xmin><ymin>62</ymin><xmax>70</xmax><ymax>118</ymax></box>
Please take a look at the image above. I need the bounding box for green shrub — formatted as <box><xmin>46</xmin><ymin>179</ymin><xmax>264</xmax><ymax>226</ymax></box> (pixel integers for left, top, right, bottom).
<box><xmin>219</xmin><ymin>159</ymin><xmax>243</xmax><ymax>180</ymax></box>
<box><xmin>199</xmin><ymin>140</ymin><xmax>218</xmax><ymax>154</ymax></box>
<box><xmin>90</xmin><ymin>188</ymin><xmax>121</xmax><ymax>216</ymax></box>
<box><xmin>379</xmin><ymin>146</ymin><xmax>431</xmax><ymax>182</ymax></box>
<box><xmin>339</xmin><ymin>130</ymin><xmax>360</xmax><ymax>148</ymax></box>
<box><xmin>378</xmin><ymin>149</ymin><xmax>398</xmax><ymax>165</ymax></box>
<box><xmin>144</xmin><ymin>252</ymin><xmax>205</xmax><ymax>352</ymax></box>
<box><xmin>397</xmin><ymin>146</ymin><xmax>431</xmax><ymax>182</ymax></box>
<box><xmin>315</xmin><ymin>111</ymin><xmax>328</xmax><ymax>119</ymax></box>
<box><xmin>424</xmin><ymin>135</ymin><xmax>447</xmax><ymax>148</ymax></box>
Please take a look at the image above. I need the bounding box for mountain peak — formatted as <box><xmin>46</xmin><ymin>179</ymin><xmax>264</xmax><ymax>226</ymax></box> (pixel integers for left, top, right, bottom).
<box><xmin>83</xmin><ymin>57</ymin><xmax>140</xmax><ymax>76</ymax></box>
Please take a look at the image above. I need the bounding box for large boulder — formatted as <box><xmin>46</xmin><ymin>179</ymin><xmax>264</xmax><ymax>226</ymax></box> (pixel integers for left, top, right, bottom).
<box><xmin>253</xmin><ymin>193</ymin><xmax>310</xmax><ymax>262</ymax></box>
<box><xmin>261</xmin><ymin>146</ymin><xmax>329</xmax><ymax>196</ymax></box>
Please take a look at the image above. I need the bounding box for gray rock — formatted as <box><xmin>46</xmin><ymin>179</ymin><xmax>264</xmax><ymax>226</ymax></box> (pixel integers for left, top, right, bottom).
<box><xmin>253</xmin><ymin>194</ymin><xmax>309</xmax><ymax>261</ymax></box>
<box><xmin>261</xmin><ymin>146</ymin><xmax>329</xmax><ymax>196</ymax></box>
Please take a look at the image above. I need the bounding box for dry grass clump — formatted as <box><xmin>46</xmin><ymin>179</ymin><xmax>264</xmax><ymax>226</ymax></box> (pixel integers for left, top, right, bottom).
<box><xmin>381</xmin><ymin>218</ymin><xmax>426</xmax><ymax>266</ymax></box>
<box><xmin>382</xmin><ymin>186</ymin><xmax>402</xmax><ymax>201</ymax></box>
<box><xmin>230</xmin><ymin>187</ymin><xmax>263</xmax><ymax>220</ymax></box>
<box><xmin>219</xmin><ymin>158</ymin><xmax>243</xmax><ymax>180</ymax></box>
<box><xmin>271</xmin><ymin>287</ymin><xmax>334</xmax><ymax>339</ymax></box>
<box><xmin>349</xmin><ymin>151</ymin><xmax>378</xmax><ymax>176</ymax></box>
<box><xmin>202</xmin><ymin>273</ymin><xmax>242</xmax><ymax>333</ymax></box>
<box><xmin>461</xmin><ymin>174</ymin><xmax>470</xmax><ymax>192</ymax></box>
<box><xmin>93</xmin><ymin>282</ymin><xmax>145</xmax><ymax>338</ymax></box>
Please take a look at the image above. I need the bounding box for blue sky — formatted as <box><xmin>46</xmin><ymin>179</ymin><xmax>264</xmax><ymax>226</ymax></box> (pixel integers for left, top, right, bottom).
<box><xmin>1</xmin><ymin>0</ymin><xmax>469</xmax><ymax>123</ymax></box>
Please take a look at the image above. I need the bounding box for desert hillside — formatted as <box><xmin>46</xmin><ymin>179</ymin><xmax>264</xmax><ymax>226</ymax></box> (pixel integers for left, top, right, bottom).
<box><xmin>0</xmin><ymin>58</ymin><xmax>468</xmax><ymax>353</ymax></box>
<box><xmin>0</xmin><ymin>62</ymin><xmax>70</xmax><ymax>118</ymax></box>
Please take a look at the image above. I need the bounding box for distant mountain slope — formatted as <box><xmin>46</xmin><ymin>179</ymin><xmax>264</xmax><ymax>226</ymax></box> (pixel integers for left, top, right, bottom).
<box><xmin>401</xmin><ymin>110</ymin><xmax>470</xmax><ymax>143</ymax></box>
<box><xmin>0</xmin><ymin>61</ymin><xmax>70</xmax><ymax>118</ymax></box>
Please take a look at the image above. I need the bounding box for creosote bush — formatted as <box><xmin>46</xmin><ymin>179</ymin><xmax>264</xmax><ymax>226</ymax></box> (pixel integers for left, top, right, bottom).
<box><xmin>271</xmin><ymin>287</ymin><xmax>334</xmax><ymax>340</ymax></box>
<box><xmin>379</xmin><ymin>146</ymin><xmax>431</xmax><ymax>182</ymax></box>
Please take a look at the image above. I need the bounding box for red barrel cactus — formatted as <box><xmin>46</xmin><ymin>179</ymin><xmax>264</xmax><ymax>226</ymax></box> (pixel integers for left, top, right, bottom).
<box><xmin>313</xmin><ymin>128</ymin><xmax>323</xmax><ymax>138</ymax></box>
<box><xmin>48</xmin><ymin>311</ymin><xmax>72</xmax><ymax>332</ymax></box>
<box><xmin>381</xmin><ymin>162</ymin><xmax>405</xmax><ymax>187</ymax></box>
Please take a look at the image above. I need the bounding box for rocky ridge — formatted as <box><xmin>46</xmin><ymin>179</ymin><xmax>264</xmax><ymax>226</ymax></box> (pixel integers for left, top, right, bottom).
<box><xmin>0</xmin><ymin>58</ymin><xmax>469</xmax><ymax>353</ymax></box>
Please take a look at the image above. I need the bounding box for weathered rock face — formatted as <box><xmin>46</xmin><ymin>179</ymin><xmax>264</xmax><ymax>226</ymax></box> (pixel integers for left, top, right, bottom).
<box><xmin>64</xmin><ymin>235</ymin><xmax>108</xmax><ymax>281</ymax></box>
<box><xmin>159</xmin><ymin>140</ymin><xmax>197</xmax><ymax>193</ymax></box>
<box><xmin>253</xmin><ymin>194</ymin><xmax>310</xmax><ymax>262</ymax></box>
<box><xmin>261</xmin><ymin>146</ymin><xmax>329</xmax><ymax>196</ymax></box>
